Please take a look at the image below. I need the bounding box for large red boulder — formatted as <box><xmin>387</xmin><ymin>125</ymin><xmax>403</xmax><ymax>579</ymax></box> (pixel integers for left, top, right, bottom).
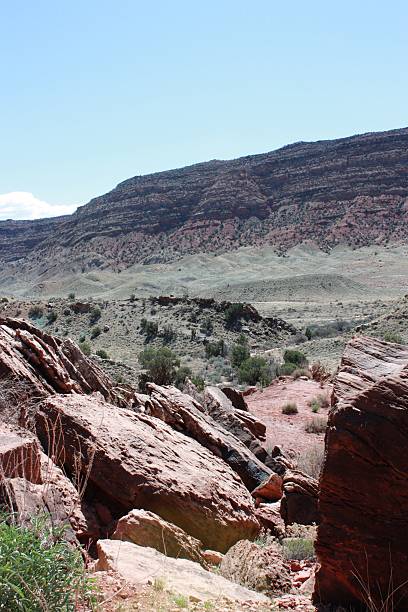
<box><xmin>314</xmin><ymin>335</ymin><xmax>408</xmax><ymax>610</ymax></box>
<box><xmin>35</xmin><ymin>394</ymin><xmax>260</xmax><ymax>552</ymax></box>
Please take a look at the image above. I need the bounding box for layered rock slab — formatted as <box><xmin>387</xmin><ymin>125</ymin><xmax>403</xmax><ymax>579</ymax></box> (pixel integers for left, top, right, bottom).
<box><xmin>144</xmin><ymin>384</ymin><xmax>271</xmax><ymax>490</ymax></box>
<box><xmin>314</xmin><ymin>335</ymin><xmax>408</xmax><ymax>610</ymax></box>
<box><xmin>96</xmin><ymin>539</ymin><xmax>269</xmax><ymax>603</ymax></box>
<box><xmin>36</xmin><ymin>394</ymin><xmax>260</xmax><ymax>551</ymax></box>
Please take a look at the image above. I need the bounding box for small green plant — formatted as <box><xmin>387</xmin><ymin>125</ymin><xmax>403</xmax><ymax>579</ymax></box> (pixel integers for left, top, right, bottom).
<box><xmin>90</xmin><ymin>326</ymin><xmax>101</xmax><ymax>339</ymax></box>
<box><xmin>96</xmin><ymin>349</ymin><xmax>109</xmax><ymax>359</ymax></box>
<box><xmin>174</xmin><ymin>365</ymin><xmax>193</xmax><ymax>388</ymax></box>
<box><xmin>205</xmin><ymin>339</ymin><xmax>226</xmax><ymax>358</ymax></box>
<box><xmin>383</xmin><ymin>331</ymin><xmax>403</xmax><ymax>344</ymax></box>
<box><xmin>0</xmin><ymin>516</ymin><xmax>97</xmax><ymax>611</ymax></box>
<box><xmin>305</xmin><ymin>416</ymin><xmax>327</xmax><ymax>433</ymax></box>
<box><xmin>231</xmin><ymin>338</ymin><xmax>250</xmax><ymax>367</ymax></box>
<box><xmin>89</xmin><ymin>306</ymin><xmax>101</xmax><ymax>324</ymax></box>
<box><xmin>28</xmin><ymin>305</ymin><xmax>44</xmax><ymax>320</ymax></box>
<box><xmin>68</xmin><ymin>292</ymin><xmax>75</xmax><ymax>299</ymax></box>
<box><xmin>152</xmin><ymin>576</ymin><xmax>166</xmax><ymax>592</ymax></box>
<box><xmin>173</xmin><ymin>593</ymin><xmax>189</xmax><ymax>608</ymax></box>
<box><xmin>282</xmin><ymin>402</ymin><xmax>298</xmax><ymax>415</ymax></box>
<box><xmin>46</xmin><ymin>310</ymin><xmax>58</xmax><ymax>324</ymax></box>
<box><xmin>282</xmin><ymin>537</ymin><xmax>315</xmax><ymax>561</ymax></box>
<box><xmin>130</xmin><ymin>293</ymin><xmax>136</xmax><ymax>302</ymax></box>
<box><xmin>279</xmin><ymin>361</ymin><xmax>298</xmax><ymax>376</ymax></box>
<box><xmin>163</xmin><ymin>324</ymin><xmax>177</xmax><ymax>343</ymax></box>
<box><xmin>79</xmin><ymin>341</ymin><xmax>91</xmax><ymax>356</ymax></box>
<box><xmin>283</xmin><ymin>349</ymin><xmax>307</xmax><ymax>366</ymax></box>
<box><xmin>140</xmin><ymin>318</ymin><xmax>159</xmax><ymax>341</ymax></box>
<box><xmin>191</xmin><ymin>375</ymin><xmax>205</xmax><ymax>391</ymax></box>
<box><xmin>200</xmin><ymin>316</ymin><xmax>214</xmax><ymax>335</ymax></box>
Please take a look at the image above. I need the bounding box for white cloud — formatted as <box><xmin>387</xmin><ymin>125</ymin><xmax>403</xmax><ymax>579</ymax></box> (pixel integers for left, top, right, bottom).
<box><xmin>0</xmin><ymin>192</ymin><xmax>77</xmax><ymax>221</ymax></box>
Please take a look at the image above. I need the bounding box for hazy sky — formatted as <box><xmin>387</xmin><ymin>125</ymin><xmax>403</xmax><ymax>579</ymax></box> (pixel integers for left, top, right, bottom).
<box><xmin>1</xmin><ymin>0</ymin><xmax>407</xmax><ymax>219</ymax></box>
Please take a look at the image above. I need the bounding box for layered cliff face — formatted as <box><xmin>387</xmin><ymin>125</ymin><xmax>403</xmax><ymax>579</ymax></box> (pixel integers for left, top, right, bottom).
<box><xmin>1</xmin><ymin>127</ymin><xmax>408</xmax><ymax>268</ymax></box>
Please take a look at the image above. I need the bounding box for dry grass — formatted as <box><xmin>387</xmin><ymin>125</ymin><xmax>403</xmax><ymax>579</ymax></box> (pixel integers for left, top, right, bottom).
<box><xmin>281</xmin><ymin>402</ymin><xmax>298</xmax><ymax>415</ymax></box>
<box><xmin>305</xmin><ymin>416</ymin><xmax>327</xmax><ymax>434</ymax></box>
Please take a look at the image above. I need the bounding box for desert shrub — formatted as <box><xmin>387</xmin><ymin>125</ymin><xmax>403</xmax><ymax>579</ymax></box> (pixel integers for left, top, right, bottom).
<box><xmin>139</xmin><ymin>346</ymin><xmax>180</xmax><ymax>387</ymax></box>
<box><xmin>63</xmin><ymin>307</ymin><xmax>71</xmax><ymax>316</ymax></box>
<box><xmin>0</xmin><ymin>516</ymin><xmax>96</xmax><ymax>611</ymax></box>
<box><xmin>231</xmin><ymin>340</ymin><xmax>250</xmax><ymax>367</ymax></box>
<box><xmin>205</xmin><ymin>339</ymin><xmax>226</xmax><ymax>358</ymax></box>
<box><xmin>78</xmin><ymin>341</ymin><xmax>91</xmax><ymax>356</ymax></box>
<box><xmin>282</xmin><ymin>537</ymin><xmax>315</xmax><ymax>561</ymax></box>
<box><xmin>174</xmin><ymin>365</ymin><xmax>192</xmax><ymax>388</ymax></box>
<box><xmin>224</xmin><ymin>302</ymin><xmax>245</xmax><ymax>329</ymax></box>
<box><xmin>292</xmin><ymin>367</ymin><xmax>310</xmax><ymax>379</ymax></box>
<box><xmin>89</xmin><ymin>306</ymin><xmax>101</xmax><ymax>324</ymax></box>
<box><xmin>383</xmin><ymin>330</ymin><xmax>403</xmax><ymax>344</ymax></box>
<box><xmin>279</xmin><ymin>362</ymin><xmax>298</xmax><ymax>376</ymax></box>
<box><xmin>283</xmin><ymin>349</ymin><xmax>307</xmax><ymax>367</ymax></box>
<box><xmin>308</xmin><ymin>393</ymin><xmax>330</xmax><ymax>412</ymax></box>
<box><xmin>46</xmin><ymin>310</ymin><xmax>58</xmax><ymax>324</ymax></box>
<box><xmin>28</xmin><ymin>305</ymin><xmax>44</xmax><ymax>320</ymax></box>
<box><xmin>281</xmin><ymin>402</ymin><xmax>298</xmax><ymax>415</ymax></box>
<box><xmin>162</xmin><ymin>325</ymin><xmax>176</xmax><ymax>343</ymax></box>
<box><xmin>238</xmin><ymin>356</ymin><xmax>272</xmax><ymax>387</ymax></box>
<box><xmin>191</xmin><ymin>375</ymin><xmax>205</xmax><ymax>391</ymax></box>
<box><xmin>130</xmin><ymin>293</ymin><xmax>136</xmax><ymax>302</ymax></box>
<box><xmin>200</xmin><ymin>317</ymin><xmax>214</xmax><ymax>335</ymax></box>
<box><xmin>96</xmin><ymin>349</ymin><xmax>109</xmax><ymax>359</ymax></box>
<box><xmin>90</xmin><ymin>326</ymin><xmax>101</xmax><ymax>339</ymax></box>
<box><xmin>305</xmin><ymin>416</ymin><xmax>327</xmax><ymax>434</ymax></box>
<box><xmin>310</xmin><ymin>361</ymin><xmax>331</xmax><ymax>383</ymax></box>
<box><xmin>68</xmin><ymin>292</ymin><xmax>75</xmax><ymax>299</ymax></box>
<box><xmin>296</xmin><ymin>445</ymin><xmax>325</xmax><ymax>479</ymax></box>
<box><xmin>140</xmin><ymin>318</ymin><xmax>159</xmax><ymax>341</ymax></box>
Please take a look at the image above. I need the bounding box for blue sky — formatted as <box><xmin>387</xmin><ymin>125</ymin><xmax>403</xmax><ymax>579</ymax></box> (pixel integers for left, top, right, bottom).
<box><xmin>1</xmin><ymin>0</ymin><xmax>407</xmax><ymax>219</ymax></box>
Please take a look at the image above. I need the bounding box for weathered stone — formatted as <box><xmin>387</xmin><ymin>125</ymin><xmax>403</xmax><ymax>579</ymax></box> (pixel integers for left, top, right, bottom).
<box><xmin>0</xmin><ymin>425</ymin><xmax>41</xmax><ymax>484</ymax></box>
<box><xmin>251</xmin><ymin>473</ymin><xmax>283</xmax><ymax>503</ymax></box>
<box><xmin>314</xmin><ymin>335</ymin><xmax>408</xmax><ymax>610</ymax></box>
<box><xmin>96</xmin><ymin>539</ymin><xmax>269</xmax><ymax>603</ymax></box>
<box><xmin>144</xmin><ymin>384</ymin><xmax>271</xmax><ymax>490</ymax></box>
<box><xmin>255</xmin><ymin>502</ymin><xmax>285</xmax><ymax>539</ymax></box>
<box><xmin>280</xmin><ymin>470</ymin><xmax>318</xmax><ymax>526</ymax></box>
<box><xmin>203</xmin><ymin>386</ymin><xmax>267</xmax><ymax>461</ymax></box>
<box><xmin>36</xmin><ymin>394</ymin><xmax>260</xmax><ymax>552</ymax></box>
<box><xmin>113</xmin><ymin>509</ymin><xmax>207</xmax><ymax>567</ymax></box>
<box><xmin>220</xmin><ymin>539</ymin><xmax>292</xmax><ymax>597</ymax></box>
<box><xmin>221</xmin><ymin>386</ymin><xmax>249</xmax><ymax>411</ymax></box>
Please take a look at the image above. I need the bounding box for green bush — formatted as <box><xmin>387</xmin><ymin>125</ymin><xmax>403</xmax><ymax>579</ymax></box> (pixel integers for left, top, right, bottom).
<box><xmin>282</xmin><ymin>537</ymin><xmax>315</xmax><ymax>561</ymax></box>
<box><xmin>90</xmin><ymin>326</ymin><xmax>101</xmax><ymax>339</ymax></box>
<box><xmin>383</xmin><ymin>331</ymin><xmax>403</xmax><ymax>344</ymax></box>
<box><xmin>78</xmin><ymin>341</ymin><xmax>91</xmax><ymax>356</ymax></box>
<box><xmin>224</xmin><ymin>303</ymin><xmax>245</xmax><ymax>329</ymax></box>
<box><xmin>28</xmin><ymin>305</ymin><xmax>44</xmax><ymax>320</ymax></box>
<box><xmin>191</xmin><ymin>375</ymin><xmax>205</xmax><ymax>391</ymax></box>
<box><xmin>231</xmin><ymin>339</ymin><xmax>250</xmax><ymax>367</ymax></box>
<box><xmin>140</xmin><ymin>318</ymin><xmax>159</xmax><ymax>341</ymax></box>
<box><xmin>279</xmin><ymin>362</ymin><xmax>298</xmax><ymax>376</ymax></box>
<box><xmin>0</xmin><ymin>516</ymin><xmax>96</xmax><ymax>611</ymax></box>
<box><xmin>238</xmin><ymin>356</ymin><xmax>272</xmax><ymax>387</ymax></box>
<box><xmin>89</xmin><ymin>306</ymin><xmax>101</xmax><ymax>324</ymax></box>
<box><xmin>46</xmin><ymin>310</ymin><xmax>58</xmax><ymax>325</ymax></box>
<box><xmin>283</xmin><ymin>349</ymin><xmax>307</xmax><ymax>366</ymax></box>
<box><xmin>205</xmin><ymin>339</ymin><xmax>226</xmax><ymax>358</ymax></box>
<box><xmin>68</xmin><ymin>292</ymin><xmax>75</xmax><ymax>300</ymax></box>
<box><xmin>139</xmin><ymin>346</ymin><xmax>180</xmax><ymax>388</ymax></box>
<box><xmin>281</xmin><ymin>402</ymin><xmax>298</xmax><ymax>415</ymax></box>
<box><xmin>200</xmin><ymin>317</ymin><xmax>214</xmax><ymax>336</ymax></box>
<box><xmin>162</xmin><ymin>325</ymin><xmax>176</xmax><ymax>343</ymax></box>
<box><xmin>174</xmin><ymin>366</ymin><xmax>193</xmax><ymax>388</ymax></box>
<box><xmin>96</xmin><ymin>349</ymin><xmax>109</xmax><ymax>359</ymax></box>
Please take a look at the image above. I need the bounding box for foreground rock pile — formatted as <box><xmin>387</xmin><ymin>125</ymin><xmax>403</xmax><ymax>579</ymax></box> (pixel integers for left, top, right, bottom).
<box><xmin>0</xmin><ymin>317</ymin><xmax>318</xmax><ymax>608</ymax></box>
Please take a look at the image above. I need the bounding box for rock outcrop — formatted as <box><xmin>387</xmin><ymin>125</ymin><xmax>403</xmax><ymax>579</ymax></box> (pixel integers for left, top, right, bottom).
<box><xmin>96</xmin><ymin>539</ymin><xmax>269</xmax><ymax>603</ymax></box>
<box><xmin>36</xmin><ymin>394</ymin><xmax>260</xmax><ymax>552</ymax></box>
<box><xmin>280</xmin><ymin>470</ymin><xmax>318</xmax><ymax>526</ymax></box>
<box><xmin>144</xmin><ymin>383</ymin><xmax>271</xmax><ymax>490</ymax></box>
<box><xmin>0</xmin><ymin>317</ymin><xmax>130</xmax><ymax>408</ymax></box>
<box><xmin>112</xmin><ymin>509</ymin><xmax>207</xmax><ymax>567</ymax></box>
<box><xmin>314</xmin><ymin>335</ymin><xmax>408</xmax><ymax>610</ymax></box>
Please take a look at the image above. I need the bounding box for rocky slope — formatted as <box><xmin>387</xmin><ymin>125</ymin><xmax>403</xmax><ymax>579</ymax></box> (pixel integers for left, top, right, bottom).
<box><xmin>1</xmin><ymin>127</ymin><xmax>408</xmax><ymax>273</ymax></box>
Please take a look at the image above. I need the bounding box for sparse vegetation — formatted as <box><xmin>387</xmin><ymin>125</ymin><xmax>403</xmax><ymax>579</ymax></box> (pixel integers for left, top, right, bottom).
<box><xmin>139</xmin><ymin>346</ymin><xmax>180</xmax><ymax>388</ymax></box>
<box><xmin>297</xmin><ymin>445</ymin><xmax>325</xmax><ymax>479</ymax></box>
<box><xmin>282</xmin><ymin>537</ymin><xmax>315</xmax><ymax>561</ymax></box>
<box><xmin>382</xmin><ymin>330</ymin><xmax>403</xmax><ymax>344</ymax></box>
<box><xmin>68</xmin><ymin>292</ymin><xmax>75</xmax><ymax>300</ymax></box>
<box><xmin>0</xmin><ymin>516</ymin><xmax>96</xmax><ymax>611</ymax></box>
<box><xmin>46</xmin><ymin>310</ymin><xmax>58</xmax><ymax>324</ymax></box>
<box><xmin>78</xmin><ymin>340</ymin><xmax>91</xmax><ymax>356</ymax></box>
<box><xmin>28</xmin><ymin>305</ymin><xmax>44</xmax><ymax>320</ymax></box>
<box><xmin>90</xmin><ymin>325</ymin><xmax>101</xmax><ymax>339</ymax></box>
<box><xmin>89</xmin><ymin>306</ymin><xmax>101</xmax><ymax>324</ymax></box>
<box><xmin>305</xmin><ymin>415</ymin><xmax>327</xmax><ymax>433</ymax></box>
<box><xmin>205</xmin><ymin>339</ymin><xmax>226</xmax><ymax>358</ymax></box>
<box><xmin>231</xmin><ymin>335</ymin><xmax>250</xmax><ymax>367</ymax></box>
<box><xmin>224</xmin><ymin>302</ymin><xmax>245</xmax><ymax>329</ymax></box>
<box><xmin>96</xmin><ymin>349</ymin><xmax>109</xmax><ymax>359</ymax></box>
<box><xmin>140</xmin><ymin>318</ymin><xmax>159</xmax><ymax>341</ymax></box>
<box><xmin>281</xmin><ymin>402</ymin><xmax>298</xmax><ymax>415</ymax></box>
<box><xmin>238</xmin><ymin>356</ymin><xmax>272</xmax><ymax>387</ymax></box>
